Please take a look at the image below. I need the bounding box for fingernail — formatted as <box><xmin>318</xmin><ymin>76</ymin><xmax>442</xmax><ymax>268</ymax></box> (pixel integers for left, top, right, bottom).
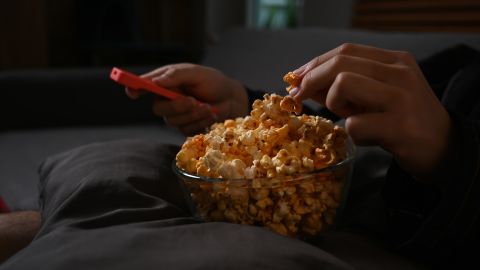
<box><xmin>153</xmin><ymin>73</ymin><xmax>169</xmax><ymax>83</ymax></box>
<box><xmin>152</xmin><ymin>77</ymin><xmax>163</xmax><ymax>84</ymax></box>
<box><xmin>289</xmin><ymin>87</ymin><xmax>299</xmax><ymax>96</ymax></box>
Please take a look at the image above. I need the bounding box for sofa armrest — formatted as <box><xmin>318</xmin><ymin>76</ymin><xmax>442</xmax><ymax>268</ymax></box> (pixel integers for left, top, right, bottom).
<box><xmin>0</xmin><ymin>67</ymin><xmax>160</xmax><ymax>131</ymax></box>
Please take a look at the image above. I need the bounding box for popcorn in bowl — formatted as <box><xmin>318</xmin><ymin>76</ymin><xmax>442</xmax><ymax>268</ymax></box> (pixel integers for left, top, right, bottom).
<box><xmin>174</xmin><ymin>74</ymin><xmax>355</xmax><ymax>237</ymax></box>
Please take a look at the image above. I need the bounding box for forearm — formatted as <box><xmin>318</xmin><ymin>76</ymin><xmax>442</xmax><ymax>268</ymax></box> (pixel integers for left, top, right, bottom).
<box><xmin>0</xmin><ymin>211</ymin><xmax>41</xmax><ymax>263</ymax></box>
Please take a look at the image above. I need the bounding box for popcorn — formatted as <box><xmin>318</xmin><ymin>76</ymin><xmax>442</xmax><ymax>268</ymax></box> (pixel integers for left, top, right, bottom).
<box><xmin>177</xmin><ymin>93</ymin><xmax>346</xmax><ymax>179</ymax></box>
<box><xmin>175</xmin><ymin>74</ymin><xmax>350</xmax><ymax>237</ymax></box>
<box><xmin>283</xmin><ymin>71</ymin><xmax>302</xmax><ymax>93</ymax></box>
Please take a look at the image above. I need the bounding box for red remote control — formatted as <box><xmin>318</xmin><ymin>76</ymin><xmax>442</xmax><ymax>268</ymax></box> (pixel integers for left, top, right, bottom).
<box><xmin>110</xmin><ymin>67</ymin><xmax>219</xmax><ymax>115</ymax></box>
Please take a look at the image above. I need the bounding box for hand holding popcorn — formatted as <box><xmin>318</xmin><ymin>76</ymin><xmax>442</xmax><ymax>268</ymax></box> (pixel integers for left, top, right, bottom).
<box><xmin>289</xmin><ymin>43</ymin><xmax>451</xmax><ymax>180</ymax></box>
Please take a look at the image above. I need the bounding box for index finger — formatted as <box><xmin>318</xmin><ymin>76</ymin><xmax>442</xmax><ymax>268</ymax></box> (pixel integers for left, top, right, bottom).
<box><xmin>140</xmin><ymin>66</ymin><xmax>169</xmax><ymax>80</ymax></box>
<box><xmin>294</xmin><ymin>43</ymin><xmax>404</xmax><ymax>77</ymax></box>
<box><xmin>149</xmin><ymin>64</ymin><xmax>207</xmax><ymax>89</ymax></box>
<box><xmin>152</xmin><ymin>95</ymin><xmax>197</xmax><ymax>117</ymax></box>
<box><xmin>292</xmin><ymin>54</ymin><xmax>406</xmax><ymax>104</ymax></box>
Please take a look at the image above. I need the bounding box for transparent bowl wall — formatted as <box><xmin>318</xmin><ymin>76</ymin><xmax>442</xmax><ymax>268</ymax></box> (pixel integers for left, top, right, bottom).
<box><xmin>173</xmin><ymin>139</ymin><xmax>355</xmax><ymax>238</ymax></box>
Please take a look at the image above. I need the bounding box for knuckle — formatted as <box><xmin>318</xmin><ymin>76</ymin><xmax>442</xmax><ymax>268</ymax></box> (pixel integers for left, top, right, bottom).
<box><xmin>149</xmin><ymin>67</ymin><xmax>166</xmax><ymax>76</ymax></box>
<box><xmin>164</xmin><ymin>63</ymin><xmax>195</xmax><ymax>78</ymax></box>
<box><xmin>326</xmin><ymin>83</ymin><xmax>343</xmax><ymax>110</ymax></box>
<box><xmin>181</xmin><ymin>62</ymin><xmax>197</xmax><ymax>68</ymax></box>
<box><xmin>330</xmin><ymin>73</ymin><xmax>351</xmax><ymax>98</ymax></box>
<box><xmin>301</xmin><ymin>70</ymin><xmax>314</xmax><ymax>88</ymax></box>
<box><xmin>330</xmin><ymin>54</ymin><xmax>348</xmax><ymax>69</ymax></box>
<box><xmin>397</xmin><ymin>65</ymin><xmax>418</xmax><ymax>84</ymax></box>
<box><xmin>344</xmin><ymin>118</ymin><xmax>366</xmax><ymax>145</ymax></box>
<box><xmin>324</xmin><ymin>72</ymin><xmax>355</xmax><ymax>112</ymax></box>
<box><xmin>335</xmin><ymin>72</ymin><xmax>352</xmax><ymax>86</ymax></box>
<box><xmin>325</xmin><ymin>94</ymin><xmax>336</xmax><ymax>111</ymax></box>
<box><xmin>164</xmin><ymin>67</ymin><xmax>179</xmax><ymax>78</ymax></box>
<box><xmin>396</xmin><ymin>51</ymin><xmax>415</xmax><ymax>64</ymax></box>
<box><xmin>309</xmin><ymin>56</ymin><xmax>322</xmax><ymax>70</ymax></box>
<box><xmin>344</xmin><ymin>120</ymin><xmax>358</xmax><ymax>141</ymax></box>
<box><xmin>337</xmin><ymin>43</ymin><xmax>355</xmax><ymax>56</ymax></box>
<box><xmin>179</xmin><ymin>62</ymin><xmax>197</xmax><ymax>71</ymax></box>
<box><xmin>337</xmin><ymin>43</ymin><xmax>354</xmax><ymax>55</ymax></box>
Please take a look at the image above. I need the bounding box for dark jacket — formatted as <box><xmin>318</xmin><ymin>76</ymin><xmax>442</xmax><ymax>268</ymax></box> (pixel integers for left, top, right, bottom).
<box><xmin>384</xmin><ymin>45</ymin><xmax>480</xmax><ymax>268</ymax></box>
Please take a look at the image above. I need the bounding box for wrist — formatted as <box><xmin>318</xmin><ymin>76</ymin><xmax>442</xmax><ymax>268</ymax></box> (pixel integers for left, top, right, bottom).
<box><xmin>395</xmin><ymin>110</ymin><xmax>453</xmax><ymax>182</ymax></box>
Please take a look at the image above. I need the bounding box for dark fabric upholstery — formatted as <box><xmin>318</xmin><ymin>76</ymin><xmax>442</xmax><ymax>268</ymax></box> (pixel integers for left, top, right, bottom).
<box><xmin>0</xmin><ymin>67</ymin><xmax>159</xmax><ymax>131</ymax></box>
<box><xmin>1</xmin><ymin>140</ymin><xmax>356</xmax><ymax>270</ymax></box>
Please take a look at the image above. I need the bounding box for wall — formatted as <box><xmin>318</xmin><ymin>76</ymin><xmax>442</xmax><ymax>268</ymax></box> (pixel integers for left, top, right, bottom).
<box><xmin>0</xmin><ymin>1</ymin><xmax>49</xmax><ymax>69</ymax></box>
<box><xmin>1</xmin><ymin>0</ymin><xmax>206</xmax><ymax>70</ymax></box>
<box><xmin>1</xmin><ymin>1</ymin><xmax>355</xmax><ymax>69</ymax></box>
<box><xmin>302</xmin><ymin>0</ymin><xmax>354</xmax><ymax>28</ymax></box>
<box><xmin>206</xmin><ymin>0</ymin><xmax>247</xmax><ymax>42</ymax></box>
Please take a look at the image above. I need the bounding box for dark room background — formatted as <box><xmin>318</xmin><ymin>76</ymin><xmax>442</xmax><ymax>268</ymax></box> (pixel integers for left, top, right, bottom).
<box><xmin>2</xmin><ymin>0</ymin><xmax>478</xmax><ymax>70</ymax></box>
<box><xmin>0</xmin><ymin>0</ymin><xmax>355</xmax><ymax>70</ymax></box>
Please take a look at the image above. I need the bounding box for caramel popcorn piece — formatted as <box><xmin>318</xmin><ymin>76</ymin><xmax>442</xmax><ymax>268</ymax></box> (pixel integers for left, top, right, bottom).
<box><xmin>280</xmin><ymin>95</ymin><xmax>302</xmax><ymax>115</ymax></box>
<box><xmin>283</xmin><ymin>71</ymin><xmax>301</xmax><ymax>93</ymax></box>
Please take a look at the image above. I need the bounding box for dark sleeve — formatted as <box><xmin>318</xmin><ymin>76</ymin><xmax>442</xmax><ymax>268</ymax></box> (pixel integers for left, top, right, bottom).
<box><xmin>382</xmin><ymin>45</ymin><xmax>480</xmax><ymax>268</ymax></box>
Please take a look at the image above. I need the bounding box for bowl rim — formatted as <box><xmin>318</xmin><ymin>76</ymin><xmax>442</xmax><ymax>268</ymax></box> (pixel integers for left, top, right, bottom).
<box><xmin>173</xmin><ymin>137</ymin><xmax>356</xmax><ymax>185</ymax></box>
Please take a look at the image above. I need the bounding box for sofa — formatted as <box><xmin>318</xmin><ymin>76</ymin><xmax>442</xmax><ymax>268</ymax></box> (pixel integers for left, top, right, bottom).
<box><xmin>1</xmin><ymin>27</ymin><xmax>480</xmax><ymax>269</ymax></box>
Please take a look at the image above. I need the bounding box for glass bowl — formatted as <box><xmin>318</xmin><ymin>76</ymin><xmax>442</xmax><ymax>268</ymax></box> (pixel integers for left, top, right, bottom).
<box><xmin>173</xmin><ymin>138</ymin><xmax>355</xmax><ymax>238</ymax></box>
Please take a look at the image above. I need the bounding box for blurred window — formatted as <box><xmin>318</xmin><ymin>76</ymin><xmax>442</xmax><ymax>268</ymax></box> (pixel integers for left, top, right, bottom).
<box><xmin>247</xmin><ymin>0</ymin><xmax>304</xmax><ymax>29</ymax></box>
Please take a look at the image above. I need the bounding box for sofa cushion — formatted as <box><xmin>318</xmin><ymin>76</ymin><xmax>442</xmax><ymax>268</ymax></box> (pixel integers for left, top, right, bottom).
<box><xmin>2</xmin><ymin>139</ymin><xmax>355</xmax><ymax>270</ymax></box>
<box><xmin>0</xmin><ymin>124</ymin><xmax>185</xmax><ymax>211</ymax></box>
<box><xmin>2</xmin><ymin>139</ymin><xmax>425</xmax><ymax>270</ymax></box>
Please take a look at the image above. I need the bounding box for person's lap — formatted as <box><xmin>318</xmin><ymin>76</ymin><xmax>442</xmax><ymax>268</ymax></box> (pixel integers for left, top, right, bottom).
<box><xmin>0</xmin><ymin>139</ymin><xmax>355</xmax><ymax>270</ymax></box>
